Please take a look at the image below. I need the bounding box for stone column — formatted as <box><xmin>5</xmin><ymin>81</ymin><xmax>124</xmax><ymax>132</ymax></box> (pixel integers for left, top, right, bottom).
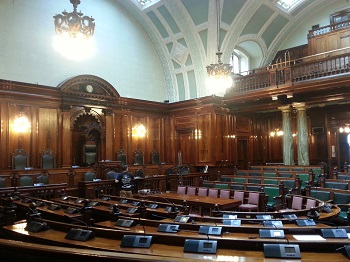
<box><xmin>279</xmin><ymin>105</ymin><xmax>294</xmax><ymax>165</ymax></box>
<box><xmin>293</xmin><ymin>102</ymin><xmax>309</xmax><ymax>165</ymax></box>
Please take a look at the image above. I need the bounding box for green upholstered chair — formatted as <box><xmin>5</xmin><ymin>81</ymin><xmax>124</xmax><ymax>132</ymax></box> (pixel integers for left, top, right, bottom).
<box><xmin>279</xmin><ymin>173</ymin><xmax>292</xmax><ymax>178</ymax></box>
<box><xmin>297</xmin><ymin>173</ymin><xmax>310</xmax><ymax>191</ymax></box>
<box><xmin>106</xmin><ymin>171</ymin><xmax>117</xmax><ymax>180</ymax></box>
<box><xmin>116</xmin><ymin>150</ymin><xmax>127</xmax><ymax>166</ymax></box>
<box><xmin>264</xmin><ymin>187</ymin><xmax>282</xmax><ymax>211</ymax></box>
<box><xmin>281</xmin><ymin>180</ymin><xmax>295</xmax><ymax>189</ymax></box>
<box><xmin>264</xmin><ymin>179</ymin><xmax>278</xmax><ymax>185</ymax></box>
<box><xmin>337</xmin><ymin>174</ymin><xmax>350</xmax><ymax>180</ymax></box>
<box><xmin>310</xmin><ymin>190</ymin><xmax>331</xmax><ymax>202</ymax></box>
<box><xmin>84</xmin><ymin>141</ymin><xmax>97</xmax><ymax>165</ymax></box>
<box><xmin>233</xmin><ymin>177</ymin><xmax>246</xmax><ymax>183</ymax></box>
<box><xmin>324</xmin><ymin>181</ymin><xmax>348</xmax><ymax>190</ymax></box>
<box><xmin>84</xmin><ymin>171</ymin><xmax>96</xmax><ymax>181</ymax></box>
<box><xmin>246</xmin><ymin>185</ymin><xmax>261</xmax><ymax>192</ymax></box>
<box><xmin>201</xmin><ymin>181</ymin><xmax>214</xmax><ymax>188</ymax></box>
<box><xmin>0</xmin><ymin>178</ymin><xmax>6</xmax><ymax>188</ymax></box>
<box><xmin>12</xmin><ymin>149</ymin><xmax>29</xmax><ymax>170</ymax></box>
<box><xmin>215</xmin><ymin>183</ymin><xmax>229</xmax><ymax>189</ymax></box>
<box><xmin>292</xmin><ymin>167</ymin><xmax>305</xmax><ymax>172</ymax></box>
<box><xmin>35</xmin><ymin>174</ymin><xmax>49</xmax><ymax>185</ymax></box>
<box><xmin>263</xmin><ymin>167</ymin><xmax>275</xmax><ymax>171</ymax></box>
<box><xmin>19</xmin><ymin>176</ymin><xmax>34</xmax><ymax>187</ymax></box>
<box><xmin>237</xmin><ymin>171</ymin><xmax>247</xmax><ymax>176</ymax></box>
<box><xmin>133</xmin><ymin>149</ymin><xmax>144</xmax><ymax>165</ymax></box>
<box><xmin>277</xmin><ymin>167</ymin><xmax>289</xmax><ymax>171</ymax></box>
<box><xmin>333</xmin><ymin>192</ymin><xmax>350</xmax><ymax>205</ymax></box>
<box><xmin>264</xmin><ymin>172</ymin><xmax>276</xmax><ymax>177</ymax></box>
<box><xmin>220</xmin><ymin>177</ymin><xmax>232</xmax><ymax>182</ymax></box>
<box><xmin>134</xmin><ymin>169</ymin><xmax>145</xmax><ymax>178</ymax></box>
<box><xmin>248</xmin><ymin>178</ymin><xmax>261</xmax><ymax>184</ymax></box>
<box><xmin>230</xmin><ymin>184</ymin><xmax>244</xmax><ymax>190</ymax></box>
<box><xmin>151</xmin><ymin>149</ymin><xmax>160</xmax><ymax>165</ymax></box>
<box><xmin>250</xmin><ymin>167</ymin><xmax>261</xmax><ymax>170</ymax></box>
<box><xmin>41</xmin><ymin>149</ymin><xmax>55</xmax><ymax>169</ymax></box>
<box><xmin>249</xmin><ymin>172</ymin><xmax>261</xmax><ymax>176</ymax></box>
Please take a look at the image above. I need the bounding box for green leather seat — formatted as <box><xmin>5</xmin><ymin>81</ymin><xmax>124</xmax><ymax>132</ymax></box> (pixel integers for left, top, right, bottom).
<box><xmin>84</xmin><ymin>171</ymin><xmax>96</xmax><ymax>181</ymax></box>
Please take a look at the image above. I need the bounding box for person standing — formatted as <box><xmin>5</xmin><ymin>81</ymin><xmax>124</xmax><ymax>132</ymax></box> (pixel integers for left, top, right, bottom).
<box><xmin>115</xmin><ymin>165</ymin><xmax>134</xmax><ymax>198</ymax></box>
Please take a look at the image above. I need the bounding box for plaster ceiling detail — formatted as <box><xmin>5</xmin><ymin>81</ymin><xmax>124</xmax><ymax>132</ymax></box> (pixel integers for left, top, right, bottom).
<box><xmin>119</xmin><ymin>0</ymin><xmax>338</xmax><ymax>102</ymax></box>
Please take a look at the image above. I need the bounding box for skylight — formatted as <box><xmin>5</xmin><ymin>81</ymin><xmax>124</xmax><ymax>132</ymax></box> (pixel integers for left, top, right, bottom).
<box><xmin>137</xmin><ymin>0</ymin><xmax>153</xmax><ymax>6</ymax></box>
<box><xmin>277</xmin><ymin>0</ymin><xmax>305</xmax><ymax>13</ymax></box>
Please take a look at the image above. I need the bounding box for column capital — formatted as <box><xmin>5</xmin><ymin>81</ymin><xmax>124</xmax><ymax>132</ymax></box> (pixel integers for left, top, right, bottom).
<box><xmin>278</xmin><ymin>105</ymin><xmax>292</xmax><ymax>112</ymax></box>
<box><xmin>292</xmin><ymin>102</ymin><xmax>307</xmax><ymax>110</ymax></box>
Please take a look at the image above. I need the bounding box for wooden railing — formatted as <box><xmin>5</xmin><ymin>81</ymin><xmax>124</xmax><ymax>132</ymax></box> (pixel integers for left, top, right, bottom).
<box><xmin>226</xmin><ymin>50</ymin><xmax>350</xmax><ymax>95</ymax></box>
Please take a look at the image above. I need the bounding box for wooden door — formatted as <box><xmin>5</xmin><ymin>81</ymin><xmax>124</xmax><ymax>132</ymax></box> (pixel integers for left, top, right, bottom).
<box><xmin>177</xmin><ymin>130</ymin><xmax>194</xmax><ymax>165</ymax></box>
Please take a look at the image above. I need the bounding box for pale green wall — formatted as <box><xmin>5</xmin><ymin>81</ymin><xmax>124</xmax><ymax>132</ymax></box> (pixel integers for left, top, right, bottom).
<box><xmin>0</xmin><ymin>0</ymin><xmax>167</xmax><ymax>102</ymax></box>
<box><xmin>280</xmin><ymin>0</ymin><xmax>350</xmax><ymax>50</ymax></box>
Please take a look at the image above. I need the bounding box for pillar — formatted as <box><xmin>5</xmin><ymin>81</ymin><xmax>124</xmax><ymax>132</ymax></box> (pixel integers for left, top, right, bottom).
<box><xmin>279</xmin><ymin>105</ymin><xmax>294</xmax><ymax>165</ymax></box>
<box><xmin>293</xmin><ymin>102</ymin><xmax>309</xmax><ymax>165</ymax></box>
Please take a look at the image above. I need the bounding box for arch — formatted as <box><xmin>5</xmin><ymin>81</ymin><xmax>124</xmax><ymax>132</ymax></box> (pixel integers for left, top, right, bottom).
<box><xmin>58</xmin><ymin>74</ymin><xmax>120</xmax><ymax>99</ymax></box>
<box><xmin>70</xmin><ymin>109</ymin><xmax>105</xmax><ymax>131</ymax></box>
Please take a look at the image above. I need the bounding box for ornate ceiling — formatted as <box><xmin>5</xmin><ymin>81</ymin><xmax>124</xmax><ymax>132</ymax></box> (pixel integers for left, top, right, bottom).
<box><xmin>118</xmin><ymin>0</ymin><xmax>339</xmax><ymax>102</ymax></box>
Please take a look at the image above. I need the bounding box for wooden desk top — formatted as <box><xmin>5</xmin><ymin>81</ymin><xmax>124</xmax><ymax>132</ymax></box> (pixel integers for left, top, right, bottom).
<box><xmin>139</xmin><ymin>192</ymin><xmax>241</xmax><ymax>209</ymax></box>
<box><xmin>2</xmin><ymin>221</ymin><xmax>350</xmax><ymax>261</ymax></box>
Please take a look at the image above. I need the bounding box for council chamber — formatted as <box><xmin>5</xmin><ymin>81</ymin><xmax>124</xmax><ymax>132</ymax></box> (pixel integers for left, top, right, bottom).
<box><xmin>2</xmin><ymin>0</ymin><xmax>350</xmax><ymax>261</ymax></box>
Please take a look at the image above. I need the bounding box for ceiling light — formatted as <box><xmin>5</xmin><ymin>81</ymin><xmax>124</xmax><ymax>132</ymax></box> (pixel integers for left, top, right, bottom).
<box><xmin>53</xmin><ymin>0</ymin><xmax>96</xmax><ymax>61</ymax></box>
<box><xmin>206</xmin><ymin>0</ymin><xmax>233</xmax><ymax>96</ymax></box>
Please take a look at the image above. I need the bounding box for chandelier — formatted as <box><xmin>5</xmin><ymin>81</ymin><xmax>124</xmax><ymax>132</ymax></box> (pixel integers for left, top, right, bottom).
<box><xmin>53</xmin><ymin>0</ymin><xmax>96</xmax><ymax>61</ymax></box>
<box><xmin>206</xmin><ymin>0</ymin><xmax>233</xmax><ymax>96</ymax></box>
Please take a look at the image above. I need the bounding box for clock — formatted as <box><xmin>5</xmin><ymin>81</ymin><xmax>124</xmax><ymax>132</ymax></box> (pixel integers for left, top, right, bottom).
<box><xmin>86</xmin><ymin>85</ymin><xmax>93</xmax><ymax>93</ymax></box>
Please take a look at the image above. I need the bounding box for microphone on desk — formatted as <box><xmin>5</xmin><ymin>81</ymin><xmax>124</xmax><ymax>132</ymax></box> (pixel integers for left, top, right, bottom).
<box><xmin>25</xmin><ymin>204</ymin><xmax>49</xmax><ymax>232</ymax></box>
<box><xmin>162</xmin><ymin>197</ymin><xmax>178</xmax><ymax>213</ymax></box>
<box><xmin>64</xmin><ymin>215</ymin><xmax>95</xmax><ymax>241</ymax></box>
<box><xmin>64</xmin><ymin>214</ymin><xmax>90</xmax><ymax>229</ymax></box>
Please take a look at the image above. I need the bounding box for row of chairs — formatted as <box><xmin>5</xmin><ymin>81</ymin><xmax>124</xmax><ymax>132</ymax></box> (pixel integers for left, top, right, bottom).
<box><xmin>176</xmin><ymin>186</ymin><xmax>231</xmax><ymax>199</ymax></box>
<box><xmin>176</xmin><ymin>186</ymin><xmax>261</xmax><ymax>212</ymax></box>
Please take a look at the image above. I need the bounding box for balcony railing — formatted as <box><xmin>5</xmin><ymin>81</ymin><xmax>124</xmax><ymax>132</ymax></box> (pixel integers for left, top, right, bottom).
<box><xmin>226</xmin><ymin>50</ymin><xmax>350</xmax><ymax>96</ymax></box>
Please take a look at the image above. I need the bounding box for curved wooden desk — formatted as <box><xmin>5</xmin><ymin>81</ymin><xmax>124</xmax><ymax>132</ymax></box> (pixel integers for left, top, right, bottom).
<box><xmin>139</xmin><ymin>192</ymin><xmax>241</xmax><ymax>216</ymax></box>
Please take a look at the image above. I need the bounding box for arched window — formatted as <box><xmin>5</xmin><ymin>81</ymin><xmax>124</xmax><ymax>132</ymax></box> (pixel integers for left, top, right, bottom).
<box><xmin>230</xmin><ymin>49</ymin><xmax>249</xmax><ymax>75</ymax></box>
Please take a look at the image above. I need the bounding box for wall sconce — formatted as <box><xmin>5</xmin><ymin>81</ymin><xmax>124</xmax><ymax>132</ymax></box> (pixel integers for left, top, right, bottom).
<box><xmin>339</xmin><ymin>125</ymin><xmax>350</xmax><ymax>133</ymax></box>
<box><xmin>270</xmin><ymin>129</ymin><xmax>283</xmax><ymax>137</ymax></box>
<box><xmin>132</xmin><ymin>122</ymin><xmax>146</xmax><ymax>138</ymax></box>
<box><xmin>11</xmin><ymin>112</ymin><xmax>30</xmax><ymax>149</ymax></box>
<box><xmin>194</xmin><ymin>129</ymin><xmax>202</xmax><ymax>139</ymax></box>
<box><xmin>12</xmin><ymin>112</ymin><xmax>30</xmax><ymax>133</ymax></box>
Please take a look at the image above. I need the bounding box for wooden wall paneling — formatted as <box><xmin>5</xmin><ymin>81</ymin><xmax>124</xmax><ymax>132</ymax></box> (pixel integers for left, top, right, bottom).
<box><xmin>339</xmin><ymin>31</ymin><xmax>350</xmax><ymax>49</ymax></box>
<box><xmin>197</xmin><ymin>113</ymin><xmax>211</xmax><ymax>164</ymax></box>
<box><xmin>214</xmin><ymin>114</ymin><xmax>225</xmax><ymax>163</ymax></box>
<box><xmin>230</xmin><ymin>115</ymin><xmax>237</xmax><ymax>164</ymax></box>
<box><xmin>104</xmin><ymin>110</ymin><xmax>113</xmax><ymax>161</ymax></box>
<box><xmin>148</xmin><ymin>117</ymin><xmax>161</xmax><ymax>164</ymax></box>
<box><xmin>268</xmin><ymin>116</ymin><xmax>283</xmax><ymax>163</ymax></box>
<box><xmin>174</xmin><ymin>115</ymin><xmax>196</xmax><ymax>165</ymax></box>
<box><xmin>130</xmin><ymin>115</ymin><xmax>147</xmax><ymax>164</ymax></box>
<box><xmin>165</xmin><ymin>116</ymin><xmax>175</xmax><ymax>164</ymax></box>
<box><xmin>38</xmin><ymin>107</ymin><xmax>58</xmax><ymax>167</ymax></box>
<box><xmin>61</xmin><ymin>109</ymin><xmax>72</xmax><ymax>167</ymax></box>
<box><xmin>8</xmin><ymin>104</ymin><xmax>32</xmax><ymax>168</ymax></box>
<box><xmin>0</xmin><ymin>102</ymin><xmax>8</xmax><ymax>169</ymax></box>
<box><xmin>114</xmin><ymin>113</ymin><xmax>128</xmax><ymax>163</ymax></box>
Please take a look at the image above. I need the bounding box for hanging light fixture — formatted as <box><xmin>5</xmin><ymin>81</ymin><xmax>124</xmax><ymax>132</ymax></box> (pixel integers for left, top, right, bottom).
<box><xmin>206</xmin><ymin>0</ymin><xmax>233</xmax><ymax>96</ymax></box>
<box><xmin>53</xmin><ymin>0</ymin><xmax>96</xmax><ymax>61</ymax></box>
